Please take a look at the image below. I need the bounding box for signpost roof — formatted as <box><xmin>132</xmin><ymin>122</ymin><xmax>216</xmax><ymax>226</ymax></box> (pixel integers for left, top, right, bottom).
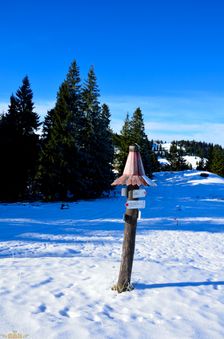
<box><xmin>112</xmin><ymin>145</ymin><xmax>156</xmax><ymax>187</ymax></box>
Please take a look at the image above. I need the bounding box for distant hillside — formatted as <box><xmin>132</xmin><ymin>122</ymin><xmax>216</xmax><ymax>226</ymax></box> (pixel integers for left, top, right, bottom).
<box><xmin>152</xmin><ymin>140</ymin><xmax>224</xmax><ymax>176</ymax></box>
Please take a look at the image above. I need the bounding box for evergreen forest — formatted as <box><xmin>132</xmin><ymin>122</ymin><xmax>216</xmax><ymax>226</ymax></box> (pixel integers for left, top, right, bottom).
<box><xmin>0</xmin><ymin>60</ymin><xmax>224</xmax><ymax>202</ymax></box>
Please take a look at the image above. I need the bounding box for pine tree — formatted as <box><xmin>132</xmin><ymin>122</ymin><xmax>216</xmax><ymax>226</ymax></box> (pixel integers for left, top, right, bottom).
<box><xmin>39</xmin><ymin>77</ymin><xmax>82</xmax><ymax>200</ymax></box>
<box><xmin>97</xmin><ymin>104</ymin><xmax>114</xmax><ymax>191</ymax></box>
<box><xmin>66</xmin><ymin>60</ymin><xmax>84</xmax><ymax>144</ymax></box>
<box><xmin>39</xmin><ymin>61</ymin><xmax>84</xmax><ymax>200</ymax></box>
<box><xmin>39</xmin><ymin>62</ymin><xmax>114</xmax><ymax>200</ymax></box>
<box><xmin>167</xmin><ymin>142</ymin><xmax>190</xmax><ymax>171</ymax></box>
<box><xmin>41</xmin><ymin>108</ymin><xmax>55</xmax><ymax>141</ymax></box>
<box><xmin>114</xmin><ymin>108</ymin><xmax>159</xmax><ymax>176</ymax></box>
<box><xmin>207</xmin><ymin>145</ymin><xmax>224</xmax><ymax>177</ymax></box>
<box><xmin>0</xmin><ymin>77</ymin><xmax>40</xmax><ymax>200</ymax></box>
<box><xmin>129</xmin><ymin>107</ymin><xmax>155</xmax><ymax>176</ymax></box>
<box><xmin>80</xmin><ymin>66</ymin><xmax>104</xmax><ymax>197</ymax></box>
<box><xmin>196</xmin><ymin>158</ymin><xmax>206</xmax><ymax>170</ymax></box>
<box><xmin>114</xmin><ymin>113</ymin><xmax>132</xmax><ymax>174</ymax></box>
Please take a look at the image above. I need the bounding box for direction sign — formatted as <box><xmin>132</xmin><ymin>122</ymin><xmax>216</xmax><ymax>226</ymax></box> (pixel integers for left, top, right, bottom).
<box><xmin>121</xmin><ymin>187</ymin><xmax>128</xmax><ymax>197</ymax></box>
<box><xmin>125</xmin><ymin>200</ymin><xmax>146</xmax><ymax>209</ymax></box>
<box><xmin>132</xmin><ymin>189</ymin><xmax>147</xmax><ymax>198</ymax></box>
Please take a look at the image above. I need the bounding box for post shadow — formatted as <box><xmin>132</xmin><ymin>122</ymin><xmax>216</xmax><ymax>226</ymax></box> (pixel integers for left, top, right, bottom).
<box><xmin>134</xmin><ymin>280</ymin><xmax>224</xmax><ymax>290</ymax></box>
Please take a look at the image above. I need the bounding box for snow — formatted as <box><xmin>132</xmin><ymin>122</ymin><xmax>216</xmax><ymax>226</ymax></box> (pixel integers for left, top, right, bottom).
<box><xmin>161</xmin><ymin>142</ymin><xmax>172</xmax><ymax>152</ymax></box>
<box><xmin>158</xmin><ymin>157</ymin><xmax>170</xmax><ymax>166</ymax></box>
<box><xmin>158</xmin><ymin>153</ymin><xmax>206</xmax><ymax>170</ymax></box>
<box><xmin>183</xmin><ymin>155</ymin><xmax>207</xmax><ymax>169</ymax></box>
<box><xmin>1</xmin><ymin>170</ymin><xmax>224</xmax><ymax>338</ymax></box>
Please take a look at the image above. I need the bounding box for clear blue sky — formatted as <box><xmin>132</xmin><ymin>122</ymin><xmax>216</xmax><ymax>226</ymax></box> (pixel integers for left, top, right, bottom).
<box><xmin>1</xmin><ymin>0</ymin><xmax>224</xmax><ymax>145</ymax></box>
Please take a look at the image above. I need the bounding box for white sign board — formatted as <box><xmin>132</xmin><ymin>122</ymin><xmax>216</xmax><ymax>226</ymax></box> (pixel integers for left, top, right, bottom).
<box><xmin>132</xmin><ymin>189</ymin><xmax>147</xmax><ymax>198</ymax></box>
<box><xmin>125</xmin><ymin>200</ymin><xmax>146</xmax><ymax>209</ymax></box>
<box><xmin>121</xmin><ymin>188</ymin><xmax>128</xmax><ymax>196</ymax></box>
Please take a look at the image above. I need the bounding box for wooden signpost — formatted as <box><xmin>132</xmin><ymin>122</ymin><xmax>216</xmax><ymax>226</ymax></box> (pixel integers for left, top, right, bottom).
<box><xmin>111</xmin><ymin>144</ymin><xmax>155</xmax><ymax>293</ymax></box>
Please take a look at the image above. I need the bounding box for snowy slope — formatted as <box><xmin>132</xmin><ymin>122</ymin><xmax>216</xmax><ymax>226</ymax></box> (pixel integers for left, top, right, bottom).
<box><xmin>183</xmin><ymin>155</ymin><xmax>207</xmax><ymax>169</ymax></box>
<box><xmin>158</xmin><ymin>156</ymin><xmax>204</xmax><ymax>169</ymax></box>
<box><xmin>158</xmin><ymin>157</ymin><xmax>170</xmax><ymax>167</ymax></box>
<box><xmin>0</xmin><ymin>170</ymin><xmax>224</xmax><ymax>339</ymax></box>
<box><xmin>160</xmin><ymin>142</ymin><xmax>172</xmax><ymax>152</ymax></box>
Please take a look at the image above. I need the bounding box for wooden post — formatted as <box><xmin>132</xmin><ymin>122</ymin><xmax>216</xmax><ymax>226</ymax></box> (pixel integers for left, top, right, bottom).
<box><xmin>111</xmin><ymin>144</ymin><xmax>153</xmax><ymax>293</ymax></box>
<box><xmin>114</xmin><ymin>185</ymin><xmax>139</xmax><ymax>292</ymax></box>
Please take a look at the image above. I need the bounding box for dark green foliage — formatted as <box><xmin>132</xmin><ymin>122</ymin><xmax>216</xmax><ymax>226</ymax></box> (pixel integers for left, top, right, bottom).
<box><xmin>167</xmin><ymin>142</ymin><xmax>191</xmax><ymax>171</ymax></box>
<box><xmin>98</xmin><ymin>104</ymin><xmax>114</xmax><ymax>191</ymax></box>
<box><xmin>207</xmin><ymin>145</ymin><xmax>224</xmax><ymax>177</ymax></box>
<box><xmin>39</xmin><ymin>62</ymin><xmax>83</xmax><ymax>201</ymax></box>
<box><xmin>114</xmin><ymin>108</ymin><xmax>159</xmax><ymax>176</ymax></box>
<box><xmin>0</xmin><ymin>77</ymin><xmax>40</xmax><ymax>200</ymax></box>
<box><xmin>149</xmin><ymin>150</ymin><xmax>161</xmax><ymax>173</ymax></box>
<box><xmin>130</xmin><ymin>108</ymin><xmax>153</xmax><ymax>176</ymax></box>
<box><xmin>41</xmin><ymin>108</ymin><xmax>55</xmax><ymax>141</ymax></box>
<box><xmin>196</xmin><ymin>158</ymin><xmax>207</xmax><ymax>170</ymax></box>
<box><xmin>39</xmin><ymin>62</ymin><xmax>114</xmax><ymax>200</ymax></box>
<box><xmin>114</xmin><ymin>113</ymin><xmax>132</xmax><ymax>174</ymax></box>
<box><xmin>174</xmin><ymin>140</ymin><xmax>214</xmax><ymax>159</ymax></box>
<box><xmin>3</xmin><ymin>62</ymin><xmax>224</xmax><ymax>203</ymax></box>
<box><xmin>155</xmin><ymin>139</ymin><xmax>224</xmax><ymax>174</ymax></box>
<box><xmin>168</xmin><ymin>140</ymin><xmax>224</xmax><ymax>175</ymax></box>
<box><xmin>80</xmin><ymin>67</ymin><xmax>114</xmax><ymax>198</ymax></box>
<box><xmin>79</xmin><ymin>66</ymin><xmax>102</xmax><ymax>197</ymax></box>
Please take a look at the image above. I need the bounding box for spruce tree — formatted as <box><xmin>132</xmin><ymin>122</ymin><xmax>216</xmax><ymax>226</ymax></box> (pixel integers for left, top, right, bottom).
<box><xmin>0</xmin><ymin>77</ymin><xmax>40</xmax><ymax>200</ymax></box>
<box><xmin>39</xmin><ymin>61</ymin><xmax>84</xmax><ymax>200</ymax></box>
<box><xmin>39</xmin><ymin>62</ymin><xmax>114</xmax><ymax>200</ymax></box>
<box><xmin>207</xmin><ymin>145</ymin><xmax>224</xmax><ymax>177</ymax></box>
<box><xmin>66</xmin><ymin>60</ymin><xmax>84</xmax><ymax>144</ymax></box>
<box><xmin>168</xmin><ymin>142</ymin><xmax>190</xmax><ymax>171</ymax></box>
<box><xmin>39</xmin><ymin>75</ymin><xmax>82</xmax><ymax>200</ymax></box>
<box><xmin>98</xmin><ymin>103</ymin><xmax>114</xmax><ymax>191</ymax></box>
<box><xmin>114</xmin><ymin>113</ymin><xmax>132</xmax><ymax>174</ymax></box>
<box><xmin>80</xmin><ymin>66</ymin><xmax>103</xmax><ymax>197</ymax></box>
<box><xmin>129</xmin><ymin>107</ymin><xmax>155</xmax><ymax>176</ymax></box>
<box><xmin>115</xmin><ymin>108</ymin><xmax>158</xmax><ymax>176</ymax></box>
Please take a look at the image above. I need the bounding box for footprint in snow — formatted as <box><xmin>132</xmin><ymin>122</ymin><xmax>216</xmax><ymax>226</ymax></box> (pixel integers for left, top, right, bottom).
<box><xmin>33</xmin><ymin>303</ymin><xmax>47</xmax><ymax>314</ymax></box>
<box><xmin>0</xmin><ymin>288</ymin><xmax>10</xmax><ymax>296</ymax></box>
<box><xmin>99</xmin><ymin>305</ymin><xmax>114</xmax><ymax>320</ymax></box>
<box><xmin>66</xmin><ymin>283</ymin><xmax>74</xmax><ymax>288</ymax></box>
<box><xmin>59</xmin><ymin>307</ymin><xmax>70</xmax><ymax>318</ymax></box>
<box><xmin>31</xmin><ymin>277</ymin><xmax>53</xmax><ymax>288</ymax></box>
<box><xmin>54</xmin><ymin>291</ymin><xmax>64</xmax><ymax>298</ymax></box>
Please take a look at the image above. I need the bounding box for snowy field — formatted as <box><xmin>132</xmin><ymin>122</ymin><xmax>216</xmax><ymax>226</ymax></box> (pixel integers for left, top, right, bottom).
<box><xmin>0</xmin><ymin>170</ymin><xmax>224</xmax><ymax>339</ymax></box>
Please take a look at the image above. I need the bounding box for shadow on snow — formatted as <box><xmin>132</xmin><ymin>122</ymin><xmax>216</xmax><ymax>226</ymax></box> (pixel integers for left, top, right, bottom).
<box><xmin>135</xmin><ymin>280</ymin><xmax>224</xmax><ymax>290</ymax></box>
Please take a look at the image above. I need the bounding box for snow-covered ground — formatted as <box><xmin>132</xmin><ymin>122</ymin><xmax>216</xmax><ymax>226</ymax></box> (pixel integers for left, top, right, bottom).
<box><xmin>160</xmin><ymin>142</ymin><xmax>173</xmax><ymax>152</ymax></box>
<box><xmin>158</xmin><ymin>157</ymin><xmax>171</xmax><ymax>167</ymax></box>
<box><xmin>1</xmin><ymin>170</ymin><xmax>224</xmax><ymax>339</ymax></box>
<box><xmin>158</xmin><ymin>155</ymin><xmax>206</xmax><ymax>169</ymax></box>
<box><xmin>183</xmin><ymin>155</ymin><xmax>207</xmax><ymax>169</ymax></box>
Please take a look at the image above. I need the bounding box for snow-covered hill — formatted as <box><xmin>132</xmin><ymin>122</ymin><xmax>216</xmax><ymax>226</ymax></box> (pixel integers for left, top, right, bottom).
<box><xmin>0</xmin><ymin>170</ymin><xmax>224</xmax><ymax>338</ymax></box>
<box><xmin>158</xmin><ymin>157</ymin><xmax>171</xmax><ymax>167</ymax></box>
<box><xmin>183</xmin><ymin>155</ymin><xmax>207</xmax><ymax>169</ymax></box>
<box><xmin>158</xmin><ymin>155</ymin><xmax>204</xmax><ymax>169</ymax></box>
<box><xmin>155</xmin><ymin>142</ymin><xmax>207</xmax><ymax>169</ymax></box>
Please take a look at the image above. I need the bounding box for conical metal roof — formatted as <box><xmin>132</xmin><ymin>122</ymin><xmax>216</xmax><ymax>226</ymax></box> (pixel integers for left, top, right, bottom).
<box><xmin>112</xmin><ymin>145</ymin><xmax>156</xmax><ymax>186</ymax></box>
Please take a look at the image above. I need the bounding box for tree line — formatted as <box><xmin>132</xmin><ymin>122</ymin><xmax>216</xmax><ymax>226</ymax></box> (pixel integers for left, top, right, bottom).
<box><xmin>0</xmin><ymin>61</ymin><xmax>115</xmax><ymax>201</ymax></box>
<box><xmin>0</xmin><ymin>60</ymin><xmax>157</xmax><ymax>202</ymax></box>
<box><xmin>1</xmin><ymin>59</ymin><xmax>223</xmax><ymax>202</ymax></box>
<box><xmin>155</xmin><ymin>140</ymin><xmax>224</xmax><ymax>176</ymax></box>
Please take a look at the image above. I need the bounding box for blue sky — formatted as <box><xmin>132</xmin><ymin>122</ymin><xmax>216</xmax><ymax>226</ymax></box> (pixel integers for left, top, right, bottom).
<box><xmin>1</xmin><ymin>0</ymin><xmax>224</xmax><ymax>145</ymax></box>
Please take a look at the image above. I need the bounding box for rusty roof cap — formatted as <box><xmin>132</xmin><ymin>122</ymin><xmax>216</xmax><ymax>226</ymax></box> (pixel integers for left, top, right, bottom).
<box><xmin>112</xmin><ymin>144</ymin><xmax>156</xmax><ymax>187</ymax></box>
